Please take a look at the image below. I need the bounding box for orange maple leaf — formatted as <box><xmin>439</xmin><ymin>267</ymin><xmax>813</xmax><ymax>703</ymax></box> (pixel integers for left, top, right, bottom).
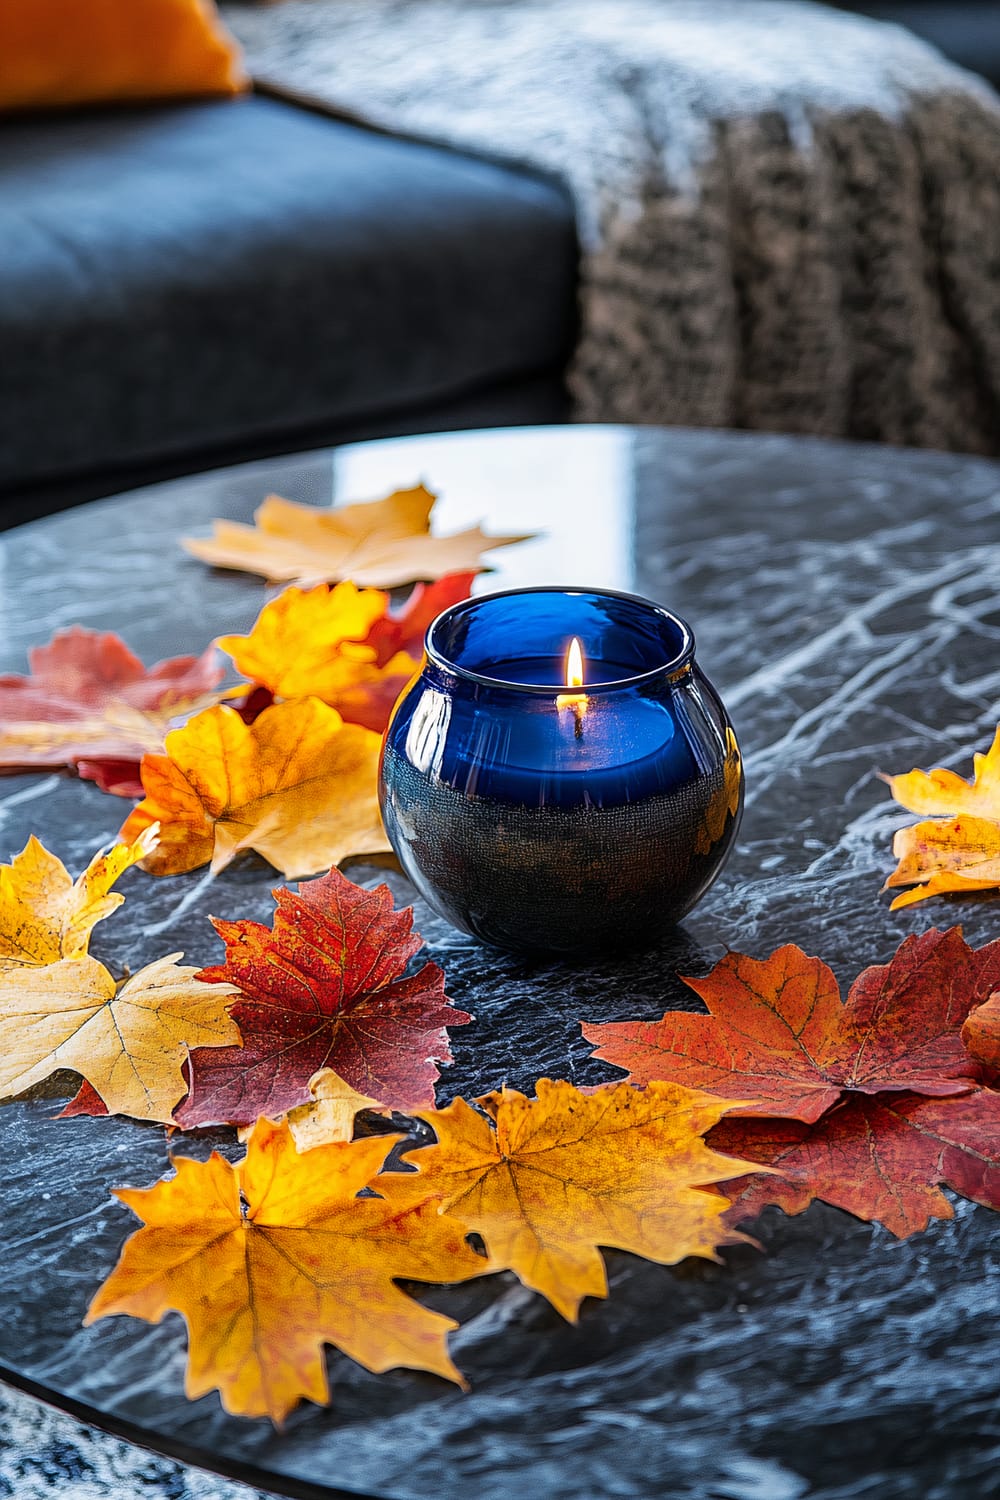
<box><xmin>883</xmin><ymin>727</ymin><xmax>1000</xmax><ymax>907</ymax></box>
<box><xmin>583</xmin><ymin>930</ymin><xmax>1000</xmax><ymax>1120</ymax></box>
<box><xmin>120</xmin><ymin>699</ymin><xmax>389</xmax><ymax>877</ymax></box>
<box><xmin>962</xmin><ymin>993</ymin><xmax>1000</xmax><ymax>1071</ymax></box>
<box><xmin>87</xmin><ymin>1117</ymin><xmax>485</xmax><ymax>1422</ymax></box>
<box><xmin>0</xmin><ymin>829</ymin><xmax>157</xmax><ymax>973</ymax></box>
<box><xmin>183</xmin><ymin>484</ymin><xmax>532</xmax><ymax>589</ymax></box>
<box><xmin>398</xmin><ymin>1079</ymin><xmax>757</xmax><ymax>1322</ymax></box>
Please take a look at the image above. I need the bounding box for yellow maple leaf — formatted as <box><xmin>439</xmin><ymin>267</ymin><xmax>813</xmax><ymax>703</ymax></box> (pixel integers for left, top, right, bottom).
<box><xmin>401</xmin><ymin>1078</ymin><xmax>758</xmax><ymax>1322</ymax></box>
<box><xmin>120</xmin><ymin>699</ymin><xmax>390</xmax><ymax>878</ymax></box>
<box><xmin>0</xmin><ymin>828</ymin><xmax>157</xmax><ymax>973</ymax></box>
<box><xmin>87</xmin><ymin>1117</ymin><xmax>485</xmax><ymax>1422</ymax></box>
<box><xmin>216</xmin><ymin>581</ymin><xmax>403</xmax><ymax>704</ymax></box>
<box><xmin>883</xmin><ymin>728</ymin><xmax>1000</xmax><ymax>907</ymax></box>
<box><xmin>0</xmin><ymin>952</ymin><xmax>240</xmax><ymax>1121</ymax></box>
<box><xmin>182</xmin><ymin>484</ymin><xmax>532</xmax><ymax>588</ymax></box>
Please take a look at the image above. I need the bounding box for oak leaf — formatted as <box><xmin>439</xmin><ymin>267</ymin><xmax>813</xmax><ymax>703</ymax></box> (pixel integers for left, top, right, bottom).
<box><xmin>583</xmin><ymin>929</ymin><xmax>1000</xmax><ymax>1122</ymax></box>
<box><xmin>183</xmin><ymin>484</ymin><xmax>531</xmax><ymax>589</ymax></box>
<box><xmin>883</xmin><ymin>727</ymin><xmax>1000</xmax><ymax>906</ymax></box>
<box><xmin>962</xmin><ymin>994</ymin><xmax>1000</xmax><ymax>1071</ymax></box>
<box><xmin>176</xmin><ymin>868</ymin><xmax>469</xmax><ymax>1130</ymax></box>
<box><xmin>0</xmin><ymin>627</ymin><xmax>224</xmax><ymax>796</ymax></box>
<box><xmin>0</xmin><ymin>952</ymin><xmax>239</xmax><ymax>1122</ymax></box>
<box><xmin>713</xmin><ymin>1088</ymin><xmax>1000</xmax><ymax>1237</ymax></box>
<box><xmin>0</xmin><ymin>829</ymin><xmax>157</xmax><ymax>974</ymax></box>
<box><xmin>398</xmin><ymin>1079</ymin><xmax>758</xmax><ymax>1322</ymax></box>
<box><xmin>87</xmin><ymin>1118</ymin><xmax>484</xmax><ymax>1421</ymax></box>
<box><xmin>119</xmin><ymin>699</ymin><xmax>389</xmax><ymax>878</ymax></box>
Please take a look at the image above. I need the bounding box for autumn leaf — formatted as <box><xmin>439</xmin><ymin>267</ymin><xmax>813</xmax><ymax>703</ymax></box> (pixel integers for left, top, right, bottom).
<box><xmin>0</xmin><ymin>829</ymin><xmax>157</xmax><ymax>974</ymax></box>
<box><xmin>217</xmin><ymin>582</ymin><xmax>387</xmax><ymax>703</ymax></box>
<box><xmin>694</xmin><ymin>726</ymin><xmax>742</xmax><ymax>855</ymax></box>
<box><xmin>182</xmin><ymin>484</ymin><xmax>532</xmax><ymax>588</ymax></box>
<box><xmin>120</xmin><ymin>699</ymin><xmax>389</xmax><ymax>878</ymax></box>
<box><xmin>396</xmin><ymin>1079</ymin><xmax>757</xmax><ymax>1322</ymax></box>
<box><xmin>217</xmin><ymin>573</ymin><xmax>476</xmax><ymax>736</ymax></box>
<box><xmin>883</xmin><ymin>727</ymin><xmax>1000</xmax><ymax>906</ymax></box>
<box><xmin>0</xmin><ymin>626</ymin><xmax>225</xmax><ymax>796</ymax></box>
<box><xmin>331</xmin><ymin>572</ymin><xmax>476</xmax><ymax>733</ymax></box>
<box><xmin>0</xmin><ymin>952</ymin><xmax>240</xmax><ymax>1122</ymax></box>
<box><xmin>87</xmin><ymin>1117</ymin><xmax>484</xmax><ymax>1421</ymax></box>
<box><xmin>583</xmin><ymin>929</ymin><xmax>1000</xmax><ymax>1122</ymax></box>
<box><xmin>365</xmin><ymin>572</ymin><xmax>477</xmax><ymax>664</ymax></box>
<box><xmin>713</xmin><ymin>1088</ymin><xmax>1000</xmax><ymax>1238</ymax></box>
<box><xmin>283</xmin><ymin>1068</ymin><xmax>389</xmax><ymax>1151</ymax></box>
<box><xmin>176</xmin><ymin>868</ymin><xmax>469</xmax><ymax>1130</ymax></box>
<box><xmin>962</xmin><ymin>994</ymin><xmax>1000</xmax><ymax>1071</ymax></box>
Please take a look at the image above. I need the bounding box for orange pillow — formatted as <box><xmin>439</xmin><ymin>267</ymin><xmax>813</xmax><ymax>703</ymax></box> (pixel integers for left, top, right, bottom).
<box><xmin>0</xmin><ymin>0</ymin><xmax>248</xmax><ymax>112</ymax></box>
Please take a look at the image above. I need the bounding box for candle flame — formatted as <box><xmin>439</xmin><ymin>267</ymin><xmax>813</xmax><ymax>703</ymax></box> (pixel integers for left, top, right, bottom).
<box><xmin>565</xmin><ymin>637</ymin><xmax>585</xmax><ymax>690</ymax></box>
<box><xmin>556</xmin><ymin>637</ymin><xmax>588</xmax><ymax>736</ymax></box>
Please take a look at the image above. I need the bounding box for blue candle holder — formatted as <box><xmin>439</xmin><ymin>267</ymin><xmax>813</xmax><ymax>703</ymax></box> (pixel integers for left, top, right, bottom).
<box><xmin>378</xmin><ymin>586</ymin><xmax>743</xmax><ymax>956</ymax></box>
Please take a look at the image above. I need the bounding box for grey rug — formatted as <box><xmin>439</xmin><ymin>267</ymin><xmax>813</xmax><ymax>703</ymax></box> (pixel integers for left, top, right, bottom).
<box><xmin>0</xmin><ymin>1382</ymin><xmax>272</xmax><ymax>1499</ymax></box>
<box><xmin>224</xmin><ymin>0</ymin><xmax>1000</xmax><ymax>453</ymax></box>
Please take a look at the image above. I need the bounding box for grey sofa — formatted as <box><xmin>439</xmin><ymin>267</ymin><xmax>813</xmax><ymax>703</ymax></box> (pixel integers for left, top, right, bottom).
<box><xmin>0</xmin><ymin>90</ymin><xmax>578</xmax><ymax>528</ymax></box>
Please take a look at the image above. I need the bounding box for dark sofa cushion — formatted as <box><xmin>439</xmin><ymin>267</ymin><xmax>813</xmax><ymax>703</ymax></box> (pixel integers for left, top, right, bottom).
<box><xmin>0</xmin><ymin>93</ymin><xmax>578</xmax><ymax>494</ymax></box>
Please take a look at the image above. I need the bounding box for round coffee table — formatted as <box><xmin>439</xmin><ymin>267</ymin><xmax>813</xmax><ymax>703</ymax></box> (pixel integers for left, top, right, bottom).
<box><xmin>1</xmin><ymin>426</ymin><xmax>999</xmax><ymax>1500</ymax></box>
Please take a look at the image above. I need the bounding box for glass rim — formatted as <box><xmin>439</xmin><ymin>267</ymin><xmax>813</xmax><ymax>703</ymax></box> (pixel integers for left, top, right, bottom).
<box><xmin>424</xmin><ymin>585</ymin><xmax>696</xmax><ymax>694</ymax></box>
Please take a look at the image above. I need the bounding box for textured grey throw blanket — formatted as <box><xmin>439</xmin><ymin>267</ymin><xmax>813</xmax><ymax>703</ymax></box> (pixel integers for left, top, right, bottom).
<box><xmin>224</xmin><ymin>0</ymin><xmax>1000</xmax><ymax>453</ymax></box>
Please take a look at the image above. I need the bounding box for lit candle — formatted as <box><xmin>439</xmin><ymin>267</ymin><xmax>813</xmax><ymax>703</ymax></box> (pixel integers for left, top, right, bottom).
<box><xmin>555</xmin><ymin>636</ymin><xmax>588</xmax><ymax>738</ymax></box>
<box><xmin>379</xmin><ymin>586</ymin><xmax>743</xmax><ymax>955</ymax></box>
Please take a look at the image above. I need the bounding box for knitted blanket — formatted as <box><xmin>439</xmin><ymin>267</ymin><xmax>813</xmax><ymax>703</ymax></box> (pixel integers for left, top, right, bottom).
<box><xmin>223</xmin><ymin>0</ymin><xmax>1000</xmax><ymax>453</ymax></box>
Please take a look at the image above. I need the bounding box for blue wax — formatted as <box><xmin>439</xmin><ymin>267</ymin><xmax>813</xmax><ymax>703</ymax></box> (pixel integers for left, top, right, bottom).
<box><xmin>385</xmin><ymin>588</ymin><xmax>727</xmax><ymax>809</ymax></box>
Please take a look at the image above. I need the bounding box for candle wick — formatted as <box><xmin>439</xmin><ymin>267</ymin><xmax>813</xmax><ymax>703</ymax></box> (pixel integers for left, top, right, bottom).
<box><xmin>574</xmin><ymin>703</ymin><xmax>584</xmax><ymax>740</ymax></box>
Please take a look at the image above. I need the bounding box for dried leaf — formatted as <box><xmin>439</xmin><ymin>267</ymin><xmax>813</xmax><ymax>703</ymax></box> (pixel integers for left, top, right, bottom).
<box><xmin>216</xmin><ymin>582</ymin><xmax>388</xmax><ymax>703</ymax></box>
<box><xmin>183</xmin><ymin>485</ymin><xmax>531</xmax><ymax>588</ymax></box>
<box><xmin>714</xmin><ymin>1088</ymin><xmax>1000</xmax><ymax>1237</ymax></box>
<box><xmin>883</xmin><ymin>728</ymin><xmax>1000</xmax><ymax>906</ymax></box>
<box><xmin>962</xmin><ymin>994</ymin><xmax>1000</xmax><ymax>1071</ymax></box>
<box><xmin>120</xmin><ymin>699</ymin><xmax>389</xmax><ymax>878</ymax></box>
<box><xmin>0</xmin><ymin>829</ymin><xmax>157</xmax><ymax>973</ymax></box>
<box><xmin>176</xmin><ymin>868</ymin><xmax>469</xmax><ymax>1130</ymax></box>
<box><xmin>0</xmin><ymin>952</ymin><xmax>239</xmax><ymax>1122</ymax></box>
<box><xmin>284</xmin><ymin>1068</ymin><xmax>388</xmax><ymax>1150</ymax></box>
<box><xmin>398</xmin><ymin>1079</ymin><xmax>758</xmax><ymax>1322</ymax></box>
<box><xmin>218</xmin><ymin>573</ymin><xmax>478</xmax><ymax>738</ymax></box>
<box><xmin>87</xmin><ymin>1118</ymin><xmax>484</xmax><ymax>1421</ymax></box>
<box><xmin>583</xmin><ymin>930</ymin><xmax>999</xmax><ymax>1122</ymax></box>
<box><xmin>0</xmin><ymin>627</ymin><xmax>224</xmax><ymax>795</ymax></box>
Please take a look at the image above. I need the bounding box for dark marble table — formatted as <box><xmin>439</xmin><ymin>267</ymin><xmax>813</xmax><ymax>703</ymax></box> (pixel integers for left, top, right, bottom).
<box><xmin>1</xmin><ymin>426</ymin><xmax>999</xmax><ymax>1500</ymax></box>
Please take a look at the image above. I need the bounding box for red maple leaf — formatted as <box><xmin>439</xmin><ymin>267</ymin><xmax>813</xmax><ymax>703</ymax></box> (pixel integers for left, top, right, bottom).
<box><xmin>583</xmin><ymin>928</ymin><xmax>1000</xmax><ymax>1122</ymax></box>
<box><xmin>340</xmin><ymin>572</ymin><xmax>477</xmax><ymax>733</ymax></box>
<box><xmin>0</xmin><ymin>626</ymin><xmax>223</xmax><ymax>795</ymax></box>
<box><xmin>712</xmin><ymin>1088</ymin><xmax>1000</xmax><ymax>1237</ymax></box>
<box><xmin>366</xmin><ymin>572</ymin><xmax>477</xmax><ymax>665</ymax></box>
<box><xmin>175</xmin><ymin>868</ymin><xmax>470</xmax><ymax>1129</ymax></box>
